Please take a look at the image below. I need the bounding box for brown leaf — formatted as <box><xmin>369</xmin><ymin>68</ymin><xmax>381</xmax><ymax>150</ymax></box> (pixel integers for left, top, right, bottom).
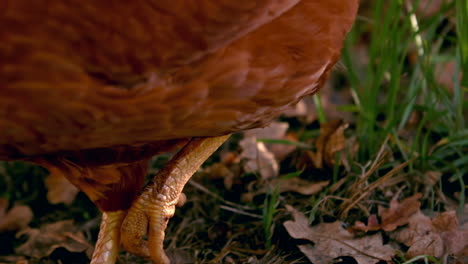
<box><xmin>240</xmin><ymin>135</ymin><xmax>279</xmax><ymax>180</ymax></box>
<box><xmin>283</xmin><ymin>205</ymin><xmax>395</xmax><ymax>264</ymax></box>
<box><xmin>166</xmin><ymin>248</ymin><xmax>196</xmax><ymax>264</ymax></box>
<box><xmin>307</xmin><ymin>120</ymin><xmax>347</xmax><ymax>169</ymax></box>
<box><xmin>45</xmin><ymin>171</ymin><xmax>79</xmax><ymax>205</ymax></box>
<box><xmin>15</xmin><ymin>220</ymin><xmax>93</xmax><ymax>259</ymax></box>
<box><xmin>350</xmin><ymin>214</ymin><xmax>381</xmax><ymax>233</ymax></box>
<box><xmin>0</xmin><ymin>256</ymin><xmax>28</xmax><ymax>263</ymax></box>
<box><xmin>244</xmin><ymin>122</ymin><xmax>289</xmax><ymax>142</ymax></box>
<box><xmin>391</xmin><ymin>210</ymin><xmax>468</xmax><ymax>258</ymax></box>
<box><xmin>244</xmin><ymin>121</ymin><xmax>296</xmax><ymax>161</ymax></box>
<box><xmin>204</xmin><ymin>162</ymin><xmax>236</xmax><ymax>190</ymax></box>
<box><xmin>0</xmin><ymin>199</ymin><xmax>33</xmax><ymax>232</ymax></box>
<box><xmin>379</xmin><ymin>193</ymin><xmax>422</xmax><ymax>231</ymax></box>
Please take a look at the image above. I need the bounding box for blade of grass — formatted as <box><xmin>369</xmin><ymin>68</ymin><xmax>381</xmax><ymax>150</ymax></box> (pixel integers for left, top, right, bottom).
<box><xmin>456</xmin><ymin>0</ymin><xmax>468</xmax><ymax>86</ymax></box>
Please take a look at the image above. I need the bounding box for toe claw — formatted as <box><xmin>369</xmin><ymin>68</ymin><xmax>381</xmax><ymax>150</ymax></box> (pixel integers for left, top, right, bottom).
<box><xmin>176</xmin><ymin>193</ymin><xmax>186</xmax><ymax>207</ymax></box>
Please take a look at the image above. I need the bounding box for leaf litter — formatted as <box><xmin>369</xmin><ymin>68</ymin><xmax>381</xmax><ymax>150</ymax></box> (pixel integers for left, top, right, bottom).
<box><xmin>15</xmin><ymin>220</ymin><xmax>93</xmax><ymax>259</ymax></box>
<box><xmin>283</xmin><ymin>205</ymin><xmax>395</xmax><ymax>264</ymax></box>
<box><xmin>0</xmin><ymin>198</ymin><xmax>33</xmax><ymax>233</ymax></box>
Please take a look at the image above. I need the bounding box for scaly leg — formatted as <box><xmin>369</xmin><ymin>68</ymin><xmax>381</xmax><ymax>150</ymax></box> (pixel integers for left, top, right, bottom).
<box><xmin>121</xmin><ymin>135</ymin><xmax>230</xmax><ymax>264</ymax></box>
<box><xmin>91</xmin><ymin>210</ymin><xmax>126</xmax><ymax>264</ymax></box>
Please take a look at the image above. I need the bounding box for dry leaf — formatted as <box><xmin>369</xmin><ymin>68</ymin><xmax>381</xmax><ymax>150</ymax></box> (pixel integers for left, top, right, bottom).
<box><xmin>204</xmin><ymin>162</ymin><xmax>236</xmax><ymax>190</ymax></box>
<box><xmin>307</xmin><ymin>120</ymin><xmax>347</xmax><ymax>169</ymax></box>
<box><xmin>0</xmin><ymin>199</ymin><xmax>33</xmax><ymax>232</ymax></box>
<box><xmin>391</xmin><ymin>210</ymin><xmax>468</xmax><ymax>258</ymax></box>
<box><xmin>351</xmin><ymin>214</ymin><xmax>381</xmax><ymax>233</ymax></box>
<box><xmin>15</xmin><ymin>220</ymin><xmax>93</xmax><ymax>259</ymax></box>
<box><xmin>379</xmin><ymin>193</ymin><xmax>422</xmax><ymax>231</ymax></box>
<box><xmin>244</xmin><ymin>122</ymin><xmax>289</xmax><ymax>142</ymax></box>
<box><xmin>0</xmin><ymin>256</ymin><xmax>28</xmax><ymax>263</ymax></box>
<box><xmin>240</xmin><ymin>136</ymin><xmax>278</xmax><ymax>180</ymax></box>
<box><xmin>166</xmin><ymin>248</ymin><xmax>195</xmax><ymax>264</ymax></box>
<box><xmin>244</xmin><ymin>121</ymin><xmax>296</xmax><ymax>161</ymax></box>
<box><xmin>45</xmin><ymin>171</ymin><xmax>79</xmax><ymax>205</ymax></box>
<box><xmin>283</xmin><ymin>205</ymin><xmax>395</xmax><ymax>264</ymax></box>
<box><xmin>350</xmin><ymin>193</ymin><xmax>422</xmax><ymax>233</ymax></box>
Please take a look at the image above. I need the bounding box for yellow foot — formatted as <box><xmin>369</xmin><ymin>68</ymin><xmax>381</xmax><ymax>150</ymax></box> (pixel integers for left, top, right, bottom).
<box><xmin>90</xmin><ymin>211</ymin><xmax>126</xmax><ymax>264</ymax></box>
<box><xmin>120</xmin><ymin>135</ymin><xmax>230</xmax><ymax>264</ymax></box>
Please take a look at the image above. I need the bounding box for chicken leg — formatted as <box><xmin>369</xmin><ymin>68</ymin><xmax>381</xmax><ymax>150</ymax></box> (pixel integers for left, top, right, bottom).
<box><xmin>120</xmin><ymin>134</ymin><xmax>231</xmax><ymax>264</ymax></box>
<box><xmin>91</xmin><ymin>211</ymin><xmax>126</xmax><ymax>264</ymax></box>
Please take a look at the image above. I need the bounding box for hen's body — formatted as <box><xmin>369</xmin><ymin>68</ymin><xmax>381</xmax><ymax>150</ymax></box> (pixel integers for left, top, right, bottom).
<box><xmin>0</xmin><ymin>1</ymin><xmax>358</xmax><ymax>263</ymax></box>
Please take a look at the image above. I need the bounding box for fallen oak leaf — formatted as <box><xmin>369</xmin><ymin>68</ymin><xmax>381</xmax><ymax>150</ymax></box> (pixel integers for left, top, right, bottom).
<box><xmin>240</xmin><ymin>135</ymin><xmax>279</xmax><ymax>180</ymax></box>
<box><xmin>379</xmin><ymin>193</ymin><xmax>422</xmax><ymax>232</ymax></box>
<box><xmin>391</xmin><ymin>210</ymin><xmax>468</xmax><ymax>259</ymax></box>
<box><xmin>283</xmin><ymin>205</ymin><xmax>395</xmax><ymax>264</ymax></box>
<box><xmin>247</xmin><ymin>121</ymin><xmax>297</xmax><ymax>161</ymax></box>
<box><xmin>350</xmin><ymin>214</ymin><xmax>381</xmax><ymax>233</ymax></box>
<box><xmin>350</xmin><ymin>193</ymin><xmax>422</xmax><ymax>233</ymax></box>
<box><xmin>15</xmin><ymin>220</ymin><xmax>93</xmax><ymax>259</ymax></box>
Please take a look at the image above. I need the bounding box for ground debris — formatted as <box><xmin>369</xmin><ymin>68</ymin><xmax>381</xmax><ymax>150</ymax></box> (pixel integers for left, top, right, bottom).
<box><xmin>306</xmin><ymin>120</ymin><xmax>347</xmax><ymax>169</ymax></box>
<box><xmin>350</xmin><ymin>192</ymin><xmax>423</xmax><ymax>233</ymax></box>
<box><xmin>242</xmin><ymin>178</ymin><xmax>329</xmax><ymax>203</ymax></box>
<box><xmin>283</xmin><ymin>205</ymin><xmax>395</xmax><ymax>264</ymax></box>
<box><xmin>15</xmin><ymin>220</ymin><xmax>93</xmax><ymax>259</ymax></box>
<box><xmin>391</xmin><ymin>210</ymin><xmax>468</xmax><ymax>258</ymax></box>
<box><xmin>0</xmin><ymin>198</ymin><xmax>33</xmax><ymax>232</ymax></box>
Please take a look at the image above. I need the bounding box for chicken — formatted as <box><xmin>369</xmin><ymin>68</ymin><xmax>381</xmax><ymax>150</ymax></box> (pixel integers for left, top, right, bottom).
<box><xmin>0</xmin><ymin>1</ymin><xmax>358</xmax><ymax>263</ymax></box>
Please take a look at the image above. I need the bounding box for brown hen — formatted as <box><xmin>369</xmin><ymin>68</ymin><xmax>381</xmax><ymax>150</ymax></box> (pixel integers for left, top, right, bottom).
<box><xmin>0</xmin><ymin>1</ymin><xmax>358</xmax><ymax>263</ymax></box>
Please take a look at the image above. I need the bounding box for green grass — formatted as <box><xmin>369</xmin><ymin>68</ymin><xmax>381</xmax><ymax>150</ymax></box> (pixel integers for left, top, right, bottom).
<box><xmin>262</xmin><ymin>184</ymin><xmax>280</xmax><ymax>250</ymax></box>
<box><xmin>457</xmin><ymin>0</ymin><xmax>468</xmax><ymax>86</ymax></box>
<box><xmin>340</xmin><ymin>0</ymin><xmax>466</xmax><ymax>203</ymax></box>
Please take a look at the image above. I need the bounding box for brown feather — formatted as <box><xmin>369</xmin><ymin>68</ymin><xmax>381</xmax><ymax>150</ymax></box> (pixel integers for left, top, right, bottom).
<box><xmin>0</xmin><ymin>0</ymin><xmax>358</xmax><ymax>210</ymax></box>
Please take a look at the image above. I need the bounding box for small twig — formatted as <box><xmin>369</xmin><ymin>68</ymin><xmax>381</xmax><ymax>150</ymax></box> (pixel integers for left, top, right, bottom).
<box><xmin>167</xmin><ymin>216</ymin><xmax>191</xmax><ymax>249</ymax></box>
<box><xmin>340</xmin><ymin>156</ymin><xmax>417</xmax><ymax>218</ymax></box>
<box><xmin>188</xmin><ymin>180</ymin><xmax>256</xmax><ymax>211</ymax></box>
<box><xmin>347</xmin><ymin>136</ymin><xmax>391</xmax><ymax>196</ymax></box>
<box><xmin>219</xmin><ymin>205</ymin><xmax>262</xmax><ymax>219</ymax></box>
